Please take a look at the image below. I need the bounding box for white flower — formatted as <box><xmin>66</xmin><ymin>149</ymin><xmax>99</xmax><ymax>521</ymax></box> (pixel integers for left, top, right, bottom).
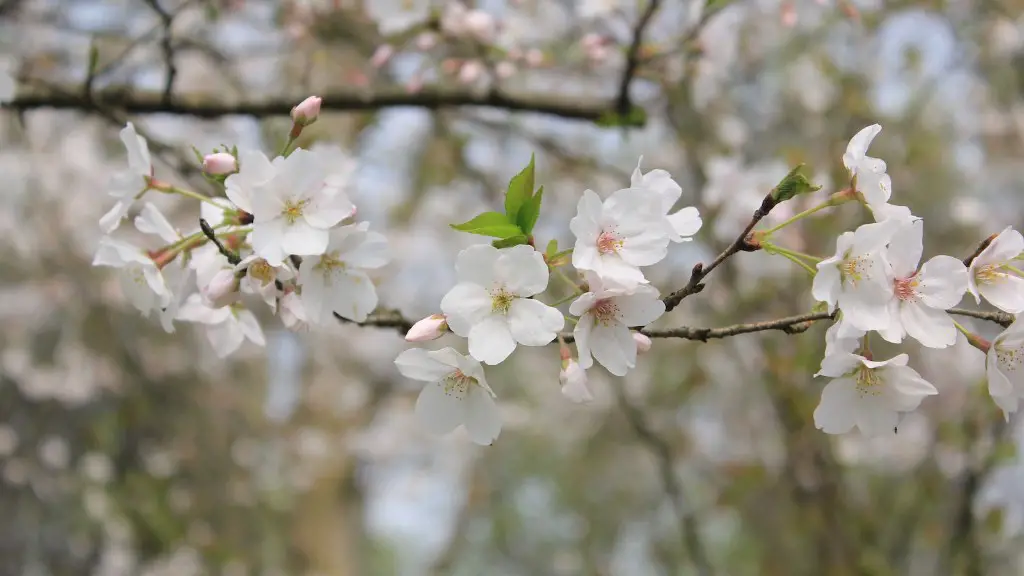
<box><xmin>441</xmin><ymin>245</ymin><xmax>564</xmax><ymax>365</ymax></box>
<box><xmin>176</xmin><ymin>294</ymin><xmax>265</xmax><ymax>358</ymax></box>
<box><xmin>570</xmin><ymin>188</ymin><xmax>671</xmax><ymax>288</ymax></box>
<box><xmin>99</xmin><ymin>123</ymin><xmax>153</xmax><ymax>233</ymax></box>
<box><xmin>559</xmin><ymin>359</ymin><xmax>593</xmax><ymax>403</ymax></box>
<box><xmin>406</xmin><ymin>314</ymin><xmax>448</xmax><ymax>342</ymax></box>
<box><xmin>134</xmin><ymin>202</ymin><xmax>180</xmax><ymax>244</ymax></box>
<box><xmin>630</xmin><ymin>157</ymin><xmax>703</xmax><ymax>243</ymax></box>
<box><xmin>814</xmin><ymin>352</ymin><xmax>937</xmax><ymax>436</ymax></box>
<box><xmin>92</xmin><ymin>236</ymin><xmax>171</xmax><ymax>316</ymax></box>
<box><xmin>877</xmin><ymin>219</ymin><xmax>968</xmax><ymax>348</ymax></box>
<box><xmin>365</xmin><ymin>0</ymin><xmax>432</xmax><ymax>35</ymax></box>
<box><xmin>225</xmin><ymin>150</ymin><xmax>280</xmax><ymax>215</ymax></box>
<box><xmin>202</xmin><ymin>269</ymin><xmax>241</xmax><ymax>308</ymax></box>
<box><xmin>569</xmin><ymin>273</ymin><xmax>665</xmax><ymax>376</ymax></box>
<box><xmin>158</xmin><ymin>261</ymin><xmax>194</xmax><ymax>334</ymax></box>
<box><xmin>812</xmin><ymin>221</ymin><xmax>897</xmax><ymax>331</ymax></box>
<box><xmin>843</xmin><ymin>124</ymin><xmax>892</xmax><ymax>209</ymax></box>
<box><xmin>968</xmin><ymin>226</ymin><xmax>1024</xmax><ymax>313</ymax></box>
<box><xmin>298</xmin><ymin>222</ymin><xmax>390</xmax><ymax>323</ymax></box>
<box><xmin>987</xmin><ymin>317</ymin><xmax>1024</xmax><ymax>419</ymax></box>
<box><xmin>249</xmin><ymin>148</ymin><xmax>357</xmax><ymax>266</ymax></box>
<box><xmin>823</xmin><ymin>318</ymin><xmax>863</xmax><ymax>360</ymax></box>
<box><xmin>279</xmin><ymin>291</ymin><xmax>309</xmax><ymax>332</ymax></box>
<box><xmin>0</xmin><ymin>67</ymin><xmax>15</xmax><ymax>103</ymax></box>
<box><xmin>394</xmin><ymin>347</ymin><xmax>501</xmax><ymax>445</ymax></box>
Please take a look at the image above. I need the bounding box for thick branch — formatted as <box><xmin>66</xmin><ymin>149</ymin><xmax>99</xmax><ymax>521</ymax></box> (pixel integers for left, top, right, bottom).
<box><xmin>948</xmin><ymin>307</ymin><xmax>1014</xmax><ymax>328</ymax></box>
<box><xmin>7</xmin><ymin>84</ymin><xmax>614</xmax><ymax>122</ymax></box>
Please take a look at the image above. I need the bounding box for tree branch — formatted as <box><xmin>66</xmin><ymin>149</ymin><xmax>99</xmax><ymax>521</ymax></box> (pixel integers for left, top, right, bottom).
<box><xmin>615</xmin><ymin>0</ymin><xmax>663</xmax><ymax>115</ymax></box>
<box><xmin>6</xmin><ymin>84</ymin><xmax>615</xmax><ymax>122</ymax></box>
<box><xmin>948</xmin><ymin>307</ymin><xmax>1014</xmax><ymax>328</ymax></box>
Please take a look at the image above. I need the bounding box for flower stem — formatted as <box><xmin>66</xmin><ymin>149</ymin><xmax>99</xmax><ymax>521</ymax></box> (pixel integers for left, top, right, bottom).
<box><xmin>759</xmin><ymin>200</ymin><xmax>833</xmax><ymax>237</ymax></box>
<box><xmin>549</xmin><ymin>293</ymin><xmax>580</xmax><ymax>308</ymax></box>
<box><xmin>563</xmin><ymin>314</ymin><xmax>578</xmax><ymax>325</ymax></box>
<box><xmin>774</xmin><ymin>251</ymin><xmax>817</xmax><ymax>275</ymax></box>
<box><xmin>151</xmin><ymin>180</ymin><xmax>223</xmax><ymax>208</ymax></box>
<box><xmin>555</xmin><ymin>269</ymin><xmax>583</xmax><ymax>294</ymax></box>
<box><xmin>763</xmin><ymin>242</ymin><xmax>822</xmax><ymax>263</ymax></box>
<box><xmin>1003</xmin><ymin>264</ymin><xmax>1024</xmax><ymax>277</ymax></box>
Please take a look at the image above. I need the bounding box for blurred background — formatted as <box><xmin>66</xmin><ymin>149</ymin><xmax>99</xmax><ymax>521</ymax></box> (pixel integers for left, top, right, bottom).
<box><xmin>2</xmin><ymin>0</ymin><xmax>1024</xmax><ymax>574</ymax></box>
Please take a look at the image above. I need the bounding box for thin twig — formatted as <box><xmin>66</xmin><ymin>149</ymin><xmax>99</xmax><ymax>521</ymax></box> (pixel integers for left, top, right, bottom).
<box><xmin>198</xmin><ymin>218</ymin><xmax>240</xmax><ymax>265</ymax></box>
<box><xmin>141</xmin><ymin>0</ymin><xmax>178</xmax><ymax>105</ymax></box>
<box><xmin>615</xmin><ymin>0</ymin><xmax>663</xmax><ymax>115</ymax></box>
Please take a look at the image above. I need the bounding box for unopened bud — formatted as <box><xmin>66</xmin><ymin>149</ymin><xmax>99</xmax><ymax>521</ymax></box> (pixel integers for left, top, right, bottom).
<box><xmin>633</xmin><ymin>332</ymin><xmax>652</xmax><ymax>353</ymax></box>
<box><xmin>405</xmin><ymin>314</ymin><xmax>448</xmax><ymax>342</ymax></box>
<box><xmin>202</xmin><ymin>268</ymin><xmax>241</xmax><ymax>308</ymax></box>
<box><xmin>559</xmin><ymin>359</ymin><xmax>593</xmax><ymax>403</ymax></box>
<box><xmin>202</xmin><ymin>152</ymin><xmax>237</xmax><ymax>175</ymax></box>
<box><xmin>247</xmin><ymin>258</ymin><xmax>277</xmax><ymax>286</ymax></box>
<box><xmin>291</xmin><ymin>95</ymin><xmax>322</xmax><ymax>126</ymax></box>
<box><xmin>371</xmin><ymin>44</ymin><xmax>394</xmax><ymax>68</ymax></box>
<box><xmin>780</xmin><ymin>1</ymin><xmax>797</xmax><ymax>27</ymax></box>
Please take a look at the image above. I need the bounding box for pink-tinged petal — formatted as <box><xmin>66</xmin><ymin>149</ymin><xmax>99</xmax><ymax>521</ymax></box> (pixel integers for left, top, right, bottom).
<box><xmin>977</xmin><ymin>227</ymin><xmax>1023</xmax><ymax>266</ymax></box>
<box><xmin>440</xmin><ymin>283</ymin><xmax>493</xmax><ymax>336</ymax></box>
<box><xmin>916</xmin><ymin>255</ymin><xmax>968</xmax><ymax>309</ymax></box>
<box><xmin>508</xmin><ymin>298</ymin><xmax>563</xmax><ymax>346</ymax></box>
<box><xmin>464</xmin><ymin>387</ymin><xmax>502</xmax><ymax>445</ymax></box>
<box><xmin>326</xmin><ymin>271</ymin><xmax>379</xmax><ymax>322</ymax></box>
<box><xmin>668</xmin><ymin>207</ymin><xmax>702</xmax><ymax>239</ymax></box>
<box><xmin>414</xmin><ymin>381</ymin><xmax>465</xmax><ymax>435</ymax></box>
<box><xmin>236</xmin><ymin>309</ymin><xmax>266</xmax><ymax>346</ymax></box>
<box><xmin>574</xmin><ymin>315</ymin><xmax>595</xmax><ymax>370</ymax></box>
<box><xmin>569</xmin><ymin>190</ymin><xmax>604</xmax><ymax>243</ymax></box>
<box><xmin>843</xmin><ymin>124</ymin><xmax>881</xmax><ymax>171</ymax></box>
<box><xmin>99</xmin><ymin>201</ymin><xmax>131</xmax><ymax>233</ymax></box>
<box><xmin>811</xmin><ymin>265</ymin><xmax>841</xmax><ymax>311</ymax></box>
<box><xmin>614</xmin><ymin>292</ymin><xmax>665</xmax><ymax>327</ymax></box>
<box><xmin>305</xmin><ymin>188</ymin><xmax>356</xmax><ymax>228</ymax></box>
<box><xmin>455</xmin><ymin>244</ymin><xmax>499</xmax><ymax>287</ymax></box>
<box><xmin>888</xmin><ymin>219</ymin><xmax>923</xmax><ymax>278</ymax></box>
<box><xmin>495</xmin><ymin>245</ymin><xmax>549</xmax><ymax>296</ymax></box>
<box><xmin>979</xmin><ymin>274</ymin><xmax>1024</xmax><ymax>314</ymax></box>
<box><xmin>813</xmin><ymin>378</ymin><xmax>859</xmax><ymax>434</ymax></box>
<box><xmin>589</xmin><ymin>323</ymin><xmax>635</xmax><ymax>376</ymax></box>
<box><xmin>395</xmin><ymin>348</ymin><xmax>458</xmax><ymax>382</ymax></box>
<box><xmin>854</xmin><ymin>401</ymin><xmax>899</xmax><ymax>437</ymax></box>
<box><xmin>206</xmin><ymin>320</ymin><xmax>245</xmax><ymax>358</ymax></box>
<box><xmin>468</xmin><ymin>315</ymin><xmax>516</xmax><ymax>365</ymax></box>
<box><xmin>900</xmin><ymin>301</ymin><xmax>956</xmax><ymax>349</ymax></box>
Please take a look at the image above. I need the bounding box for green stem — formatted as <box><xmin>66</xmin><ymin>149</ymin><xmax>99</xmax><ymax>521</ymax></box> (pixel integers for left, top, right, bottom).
<box><xmin>763</xmin><ymin>242</ymin><xmax>822</xmax><ymax>263</ymax></box>
<box><xmin>555</xmin><ymin>269</ymin><xmax>583</xmax><ymax>294</ymax></box>
<box><xmin>280</xmin><ymin>134</ymin><xmax>299</xmax><ymax>157</ymax></box>
<box><xmin>563</xmin><ymin>314</ymin><xmax>578</xmax><ymax>325</ymax></box>
<box><xmin>1003</xmin><ymin>264</ymin><xmax>1024</xmax><ymax>277</ymax></box>
<box><xmin>775</xmin><ymin>251</ymin><xmax>817</xmax><ymax>275</ymax></box>
<box><xmin>952</xmin><ymin>319</ymin><xmax>972</xmax><ymax>338</ymax></box>
<box><xmin>760</xmin><ymin>200</ymin><xmax>833</xmax><ymax>237</ymax></box>
<box><xmin>549</xmin><ymin>293</ymin><xmax>581</xmax><ymax>308</ymax></box>
<box><xmin>153</xmin><ymin>182</ymin><xmax>223</xmax><ymax>208</ymax></box>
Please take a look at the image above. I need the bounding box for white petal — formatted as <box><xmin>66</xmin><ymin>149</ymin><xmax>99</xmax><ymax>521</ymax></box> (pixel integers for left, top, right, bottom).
<box><xmin>464</xmin><ymin>387</ymin><xmax>502</xmax><ymax>445</ymax></box>
<box><xmin>281</xmin><ymin>222</ymin><xmax>329</xmax><ymax>257</ymax></box>
<box><xmin>988</xmin><ymin>350</ymin><xmax>1020</xmax><ymax>418</ymax></box>
<box><xmin>881</xmin><ymin>365</ymin><xmax>937</xmax><ymax>411</ymax></box>
<box><xmin>342</xmin><ymin>230</ymin><xmax>390</xmax><ymax>269</ymax></box>
<box><xmin>617</xmin><ymin>230</ymin><xmax>670</xmax><ymax>267</ymax></box>
<box><xmin>305</xmin><ymin>188</ymin><xmax>356</xmax><ymax>228</ymax></box>
<box><xmin>854</xmin><ymin>402</ymin><xmax>899</xmax><ymax>437</ymax></box>
<box><xmin>206</xmin><ymin>320</ymin><xmax>244</xmax><ymax>358</ymax></box>
<box><xmin>236</xmin><ymin>309</ymin><xmax>266</xmax><ymax>346</ymax></box>
<box><xmin>614</xmin><ymin>292</ymin><xmax>665</xmax><ymax>327</ymax></box>
<box><xmin>495</xmin><ymin>245</ymin><xmax>549</xmax><ymax>296</ymax></box>
<box><xmin>977</xmin><ymin>227</ymin><xmax>1023</xmax><ymax>266</ymax></box>
<box><xmin>589</xmin><ymin>323</ymin><xmax>635</xmax><ymax>376</ymax></box>
<box><xmin>593</xmin><ymin>256</ymin><xmax>648</xmax><ymax>288</ymax></box>
<box><xmin>414</xmin><ymin>381</ymin><xmax>465</xmax><ymax>435</ymax></box>
<box><xmin>876</xmin><ymin>299</ymin><xmax>905</xmax><ymax>344</ymax></box>
<box><xmin>569</xmin><ymin>190</ymin><xmax>603</xmax><ymax>244</ymax></box>
<box><xmin>916</xmin><ymin>255</ymin><xmax>968</xmax><ymax>309</ymax></box>
<box><xmin>979</xmin><ymin>274</ymin><xmax>1024</xmax><ymax>313</ymax></box>
<box><xmin>811</xmin><ymin>264</ymin><xmax>841</xmax><ymax>311</ymax></box>
<box><xmin>887</xmin><ymin>219</ymin><xmax>923</xmax><ymax>277</ymax></box>
<box><xmin>838</xmin><ymin>287</ymin><xmax>893</xmax><ymax>332</ymax></box>
<box><xmin>816</xmin><ymin>351</ymin><xmax>862</xmax><ymax>378</ymax></box>
<box><xmin>395</xmin><ymin>348</ymin><xmax>458</xmax><ymax>382</ymax></box>
<box><xmin>176</xmin><ymin>294</ymin><xmax>230</xmax><ymax>324</ymax></box>
<box><xmin>508</xmin><ymin>298</ymin><xmax>563</xmax><ymax>346</ymax></box>
<box><xmin>455</xmin><ymin>244</ymin><xmax>499</xmax><ymax>287</ymax></box>
<box><xmin>568</xmin><ymin>292</ymin><xmax>598</xmax><ymax>317</ymax></box>
<box><xmin>251</xmin><ymin>219</ymin><xmax>289</xmax><ymax>266</ymax></box>
<box><xmin>574</xmin><ymin>315</ymin><xmax>595</xmax><ymax>370</ymax></box>
<box><xmin>813</xmin><ymin>378</ymin><xmax>858</xmax><ymax>434</ymax></box>
<box><xmin>667</xmin><ymin>206</ymin><xmax>702</xmax><ymax>239</ymax></box>
<box><xmin>852</xmin><ymin>221</ymin><xmax>897</xmax><ymax>254</ymax></box>
<box><xmin>99</xmin><ymin>201</ymin><xmax>131</xmax><ymax>233</ymax></box>
<box><xmin>120</xmin><ymin>123</ymin><xmax>152</xmax><ymax>176</ymax></box>
<box><xmin>843</xmin><ymin>124</ymin><xmax>881</xmax><ymax>171</ymax></box>
<box><xmin>134</xmin><ymin>203</ymin><xmax>179</xmax><ymax>243</ymax></box>
<box><xmin>327</xmin><ymin>271</ymin><xmax>379</xmax><ymax>323</ymax></box>
<box><xmin>440</xmin><ymin>283</ymin><xmax>494</xmax><ymax>336</ymax></box>
<box><xmin>901</xmin><ymin>301</ymin><xmax>956</xmax><ymax>348</ymax></box>
<box><xmin>468</xmin><ymin>315</ymin><xmax>516</xmax><ymax>365</ymax></box>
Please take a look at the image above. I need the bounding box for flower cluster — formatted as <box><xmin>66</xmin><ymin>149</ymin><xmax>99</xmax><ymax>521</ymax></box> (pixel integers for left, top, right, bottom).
<box><xmin>810</xmin><ymin>125</ymin><xmax>1024</xmax><ymax>435</ymax></box>
<box><xmin>396</xmin><ymin>156</ymin><xmax>701</xmax><ymax>444</ymax></box>
<box><xmin>92</xmin><ymin>100</ymin><xmax>390</xmax><ymax>358</ymax></box>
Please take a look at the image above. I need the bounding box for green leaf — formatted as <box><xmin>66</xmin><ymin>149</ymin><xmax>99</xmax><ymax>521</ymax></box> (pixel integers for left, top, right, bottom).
<box><xmin>516</xmin><ymin>186</ymin><xmax>544</xmax><ymax>234</ymax></box>
<box><xmin>771</xmin><ymin>164</ymin><xmax>821</xmax><ymax>203</ymax></box>
<box><xmin>450</xmin><ymin>211</ymin><xmax>523</xmax><ymax>238</ymax></box>
<box><xmin>492</xmin><ymin>235</ymin><xmax>530</xmax><ymax>249</ymax></box>
<box><xmin>545</xmin><ymin>239</ymin><xmax>558</xmax><ymax>258</ymax></box>
<box><xmin>504</xmin><ymin>155</ymin><xmax>536</xmax><ymax>222</ymax></box>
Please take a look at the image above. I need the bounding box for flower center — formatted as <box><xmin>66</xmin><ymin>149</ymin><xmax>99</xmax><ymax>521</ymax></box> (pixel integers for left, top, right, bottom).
<box><xmin>248</xmin><ymin>259</ymin><xmax>276</xmax><ymax>286</ymax></box>
<box><xmin>443</xmin><ymin>369</ymin><xmax>478</xmax><ymax>398</ymax></box>
<box><xmin>854</xmin><ymin>365</ymin><xmax>883</xmax><ymax>397</ymax></box>
<box><xmin>597</xmin><ymin>230</ymin><xmax>623</xmax><ymax>255</ymax></box>
<box><xmin>591</xmin><ymin>298</ymin><xmax>619</xmax><ymax>325</ymax></box>
<box><xmin>129</xmin><ymin>266</ymin><xmax>147</xmax><ymax>286</ymax></box>
<box><xmin>893</xmin><ymin>275</ymin><xmax>919</xmax><ymax>302</ymax></box>
<box><xmin>840</xmin><ymin>251</ymin><xmax>868</xmax><ymax>285</ymax></box>
<box><xmin>996</xmin><ymin>343</ymin><xmax>1023</xmax><ymax>374</ymax></box>
<box><xmin>491</xmin><ymin>288</ymin><xmax>514</xmax><ymax>314</ymax></box>
<box><xmin>281</xmin><ymin>199</ymin><xmax>308</xmax><ymax>224</ymax></box>
<box><xmin>313</xmin><ymin>252</ymin><xmax>345</xmax><ymax>278</ymax></box>
<box><xmin>975</xmin><ymin>264</ymin><xmax>1004</xmax><ymax>285</ymax></box>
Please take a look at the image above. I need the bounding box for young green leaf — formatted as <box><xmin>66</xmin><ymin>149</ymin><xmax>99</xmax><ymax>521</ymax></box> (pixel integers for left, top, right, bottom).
<box><xmin>545</xmin><ymin>239</ymin><xmax>558</xmax><ymax>258</ymax></box>
<box><xmin>450</xmin><ymin>211</ymin><xmax>523</xmax><ymax>238</ymax></box>
<box><xmin>492</xmin><ymin>235</ymin><xmax>530</xmax><ymax>249</ymax></box>
<box><xmin>516</xmin><ymin>185</ymin><xmax>544</xmax><ymax>234</ymax></box>
<box><xmin>504</xmin><ymin>154</ymin><xmax>536</xmax><ymax>222</ymax></box>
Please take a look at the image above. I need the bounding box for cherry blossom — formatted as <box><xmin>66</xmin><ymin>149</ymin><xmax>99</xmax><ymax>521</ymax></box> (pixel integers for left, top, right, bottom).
<box><xmin>176</xmin><ymin>294</ymin><xmax>266</xmax><ymax>358</ymax></box>
<box><xmin>968</xmin><ymin>226</ymin><xmax>1024</xmax><ymax>313</ymax></box>
<box><xmin>843</xmin><ymin>124</ymin><xmax>892</xmax><ymax>210</ymax></box>
<box><xmin>278</xmin><ymin>291</ymin><xmax>309</xmax><ymax>332</ymax></box>
<box><xmin>560</xmin><ymin>358</ymin><xmax>593</xmax><ymax>403</ymax></box>
<box><xmin>99</xmin><ymin>123</ymin><xmax>153</xmax><ymax>232</ymax></box>
<box><xmin>812</xmin><ymin>221</ymin><xmax>897</xmax><ymax>331</ymax></box>
<box><xmin>877</xmin><ymin>219</ymin><xmax>968</xmax><ymax>348</ymax></box>
<box><xmin>92</xmin><ymin>236</ymin><xmax>171</xmax><ymax>317</ymax></box>
<box><xmin>814</xmin><ymin>352</ymin><xmax>937</xmax><ymax>436</ymax></box>
<box><xmin>569</xmin><ymin>273</ymin><xmax>665</xmax><ymax>376</ymax></box>
<box><xmin>570</xmin><ymin>188</ymin><xmax>671</xmax><ymax>288</ymax></box>
<box><xmin>987</xmin><ymin>317</ymin><xmax>1024</xmax><ymax>419</ymax></box>
<box><xmin>202</xmin><ymin>153</ymin><xmax>237</xmax><ymax>175</ymax></box>
<box><xmin>225</xmin><ymin>150</ymin><xmax>280</xmax><ymax>216</ymax></box>
<box><xmin>406</xmin><ymin>314</ymin><xmax>448</xmax><ymax>342</ymax></box>
<box><xmin>441</xmin><ymin>245</ymin><xmax>563</xmax><ymax>365</ymax></box>
<box><xmin>248</xmin><ymin>148</ymin><xmax>357</xmax><ymax>266</ymax></box>
<box><xmin>630</xmin><ymin>157</ymin><xmax>703</xmax><ymax>243</ymax></box>
<box><xmin>297</xmin><ymin>221</ymin><xmax>390</xmax><ymax>324</ymax></box>
<box><xmin>394</xmin><ymin>347</ymin><xmax>501</xmax><ymax>445</ymax></box>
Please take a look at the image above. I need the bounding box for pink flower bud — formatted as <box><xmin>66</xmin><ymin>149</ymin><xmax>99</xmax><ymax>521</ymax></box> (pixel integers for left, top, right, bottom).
<box><xmin>781</xmin><ymin>1</ymin><xmax>797</xmax><ymax>27</ymax></box>
<box><xmin>633</xmin><ymin>332</ymin><xmax>652</xmax><ymax>353</ymax></box>
<box><xmin>415</xmin><ymin>32</ymin><xmax>438</xmax><ymax>51</ymax></box>
<box><xmin>371</xmin><ymin>44</ymin><xmax>394</xmax><ymax>68</ymax></box>
<box><xmin>202</xmin><ymin>269</ymin><xmax>241</xmax><ymax>308</ymax></box>
<box><xmin>405</xmin><ymin>314</ymin><xmax>448</xmax><ymax>342</ymax></box>
<box><xmin>559</xmin><ymin>360</ymin><xmax>593</xmax><ymax>403</ymax></box>
<box><xmin>202</xmin><ymin>152</ymin><xmax>237</xmax><ymax>175</ymax></box>
<box><xmin>580</xmin><ymin>33</ymin><xmax>604</xmax><ymax>51</ymax></box>
<box><xmin>463</xmin><ymin>10</ymin><xmax>496</xmax><ymax>41</ymax></box>
<box><xmin>458</xmin><ymin>60</ymin><xmax>485</xmax><ymax>84</ymax></box>
<box><xmin>291</xmin><ymin>95</ymin><xmax>322</xmax><ymax>125</ymax></box>
<box><xmin>495</xmin><ymin>61</ymin><xmax>516</xmax><ymax>79</ymax></box>
<box><xmin>525</xmin><ymin>49</ymin><xmax>544</xmax><ymax>67</ymax></box>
